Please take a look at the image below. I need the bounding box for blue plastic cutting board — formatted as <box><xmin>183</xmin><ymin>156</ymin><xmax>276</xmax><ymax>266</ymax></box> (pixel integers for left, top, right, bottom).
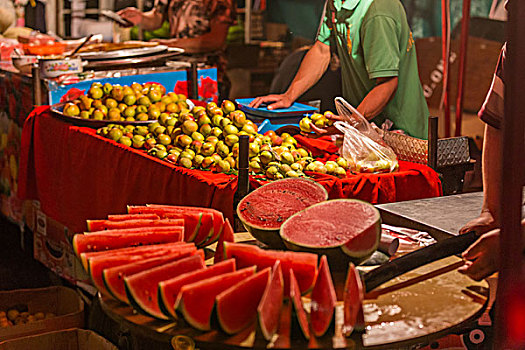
<box><xmin>235</xmin><ymin>98</ymin><xmax>318</xmax><ymax>119</ymax></box>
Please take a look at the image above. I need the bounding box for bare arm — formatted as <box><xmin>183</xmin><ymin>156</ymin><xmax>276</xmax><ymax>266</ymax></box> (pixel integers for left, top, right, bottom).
<box><xmin>356</xmin><ymin>77</ymin><xmax>398</xmax><ymax>120</ymax></box>
<box><xmin>151</xmin><ymin>20</ymin><xmax>230</xmax><ymax>53</ymax></box>
<box><xmin>459</xmin><ymin>124</ymin><xmax>501</xmax><ymax>234</ymax></box>
<box><xmin>117</xmin><ymin>7</ymin><xmax>163</xmax><ymax>31</ymax></box>
<box><xmin>249</xmin><ymin>40</ymin><xmax>331</xmax><ymax>109</ymax></box>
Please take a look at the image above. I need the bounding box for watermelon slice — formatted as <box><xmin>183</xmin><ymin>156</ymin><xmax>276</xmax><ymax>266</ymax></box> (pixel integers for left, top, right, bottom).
<box><xmin>125</xmin><ymin>253</ymin><xmax>206</xmax><ymax>320</ymax></box>
<box><xmin>289</xmin><ymin>269</ymin><xmax>310</xmax><ymax>340</ymax></box>
<box><xmin>103</xmin><ymin>253</ymin><xmax>191</xmax><ymax>303</ymax></box>
<box><xmin>84</xmin><ymin>226</ymin><xmax>184</xmax><ymax>236</ymax></box>
<box><xmin>176</xmin><ymin>266</ymin><xmax>256</xmax><ymax>331</ymax></box>
<box><xmin>129</xmin><ymin>205</ymin><xmax>225</xmax><ymax>246</ymax></box>
<box><xmin>86</xmin><ymin>218</ymin><xmax>184</xmax><ymax>232</ymax></box>
<box><xmin>342</xmin><ymin>263</ymin><xmax>365</xmax><ymax>336</ymax></box>
<box><xmin>224</xmin><ymin>242</ymin><xmax>318</xmax><ymax>295</ymax></box>
<box><xmin>156</xmin><ymin>212</ymin><xmax>204</xmax><ymax>242</ymax></box>
<box><xmin>80</xmin><ymin>241</ymin><xmax>191</xmax><ymax>270</ymax></box>
<box><xmin>310</xmin><ymin>255</ymin><xmax>337</xmax><ymax>337</ymax></box>
<box><xmin>237</xmin><ymin>178</ymin><xmax>328</xmax><ymax>249</ymax></box>
<box><xmin>158</xmin><ymin>259</ymin><xmax>236</xmax><ymax>319</ymax></box>
<box><xmin>280</xmin><ymin>199</ymin><xmax>381</xmax><ymax>266</ymax></box>
<box><xmin>73</xmin><ymin>229</ymin><xmax>183</xmax><ymax>256</ymax></box>
<box><xmin>88</xmin><ymin>244</ymin><xmax>196</xmax><ymax>297</ymax></box>
<box><xmin>106</xmin><ymin>213</ymin><xmax>160</xmax><ymax>221</ymax></box>
<box><xmin>214</xmin><ymin>218</ymin><xmax>234</xmax><ymax>264</ymax></box>
<box><xmin>187</xmin><ymin>212</ymin><xmax>214</xmax><ymax>247</ymax></box>
<box><xmin>257</xmin><ymin>261</ymin><xmax>284</xmax><ymax>341</ymax></box>
<box><xmin>215</xmin><ymin>267</ymin><xmax>271</xmax><ymax>334</ymax></box>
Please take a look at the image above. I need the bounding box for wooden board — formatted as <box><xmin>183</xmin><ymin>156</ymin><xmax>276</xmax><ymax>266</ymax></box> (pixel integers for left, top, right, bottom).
<box><xmin>97</xmin><ymin>253</ymin><xmax>488</xmax><ymax>349</ymax></box>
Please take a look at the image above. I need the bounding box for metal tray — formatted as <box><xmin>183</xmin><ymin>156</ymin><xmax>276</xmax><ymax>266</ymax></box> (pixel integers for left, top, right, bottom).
<box><xmin>50</xmin><ymin>103</ymin><xmax>158</xmax><ymax>128</ymax></box>
<box><xmin>77</xmin><ymin>45</ymin><xmax>173</xmax><ymax>60</ymax></box>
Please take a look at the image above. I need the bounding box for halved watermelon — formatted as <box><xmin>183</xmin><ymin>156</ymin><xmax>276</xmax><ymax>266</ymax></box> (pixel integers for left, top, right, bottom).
<box><xmin>214</xmin><ymin>218</ymin><xmax>234</xmax><ymax>264</ymax></box>
<box><xmin>73</xmin><ymin>229</ymin><xmax>183</xmax><ymax>256</ymax></box>
<box><xmin>129</xmin><ymin>205</ymin><xmax>225</xmax><ymax>246</ymax></box>
<box><xmin>280</xmin><ymin>199</ymin><xmax>381</xmax><ymax>267</ymax></box>
<box><xmin>106</xmin><ymin>213</ymin><xmax>160</xmax><ymax>221</ymax></box>
<box><xmin>342</xmin><ymin>263</ymin><xmax>365</xmax><ymax>336</ymax></box>
<box><xmin>125</xmin><ymin>253</ymin><xmax>205</xmax><ymax>320</ymax></box>
<box><xmin>176</xmin><ymin>266</ymin><xmax>256</xmax><ymax>331</ymax></box>
<box><xmin>80</xmin><ymin>241</ymin><xmax>192</xmax><ymax>270</ymax></box>
<box><xmin>237</xmin><ymin>178</ymin><xmax>328</xmax><ymax>249</ymax></box>
<box><xmin>86</xmin><ymin>243</ymin><xmax>196</xmax><ymax>295</ymax></box>
<box><xmin>224</xmin><ymin>242</ymin><xmax>318</xmax><ymax>295</ymax></box>
<box><xmin>103</xmin><ymin>253</ymin><xmax>191</xmax><ymax>303</ymax></box>
<box><xmin>289</xmin><ymin>269</ymin><xmax>310</xmax><ymax>340</ymax></box>
<box><xmin>84</xmin><ymin>226</ymin><xmax>184</xmax><ymax>236</ymax></box>
<box><xmin>86</xmin><ymin>218</ymin><xmax>184</xmax><ymax>232</ymax></box>
<box><xmin>310</xmin><ymin>255</ymin><xmax>336</xmax><ymax>337</ymax></box>
<box><xmin>158</xmin><ymin>259</ymin><xmax>236</xmax><ymax>319</ymax></box>
<box><xmin>215</xmin><ymin>267</ymin><xmax>271</xmax><ymax>334</ymax></box>
<box><xmin>257</xmin><ymin>261</ymin><xmax>284</xmax><ymax>341</ymax></box>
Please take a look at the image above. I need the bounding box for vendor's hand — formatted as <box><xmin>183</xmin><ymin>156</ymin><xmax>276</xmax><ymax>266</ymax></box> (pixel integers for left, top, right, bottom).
<box><xmin>117</xmin><ymin>7</ymin><xmax>143</xmax><ymax>26</ymax></box>
<box><xmin>151</xmin><ymin>38</ymin><xmax>178</xmax><ymax>46</ymax></box>
<box><xmin>459</xmin><ymin>210</ymin><xmax>497</xmax><ymax>235</ymax></box>
<box><xmin>303</xmin><ymin>123</ymin><xmax>343</xmax><ymax>138</ymax></box>
<box><xmin>458</xmin><ymin>229</ymin><xmax>500</xmax><ymax>281</ymax></box>
<box><xmin>249</xmin><ymin>94</ymin><xmax>293</xmax><ymax>110</ymax></box>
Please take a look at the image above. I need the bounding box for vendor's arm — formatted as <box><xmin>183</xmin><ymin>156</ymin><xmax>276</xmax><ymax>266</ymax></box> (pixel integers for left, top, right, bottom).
<box><xmin>357</xmin><ymin>76</ymin><xmax>398</xmax><ymax>120</ymax></box>
<box><xmin>151</xmin><ymin>19</ymin><xmax>230</xmax><ymax>53</ymax></box>
<box><xmin>250</xmin><ymin>40</ymin><xmax>331</xmax><ymax>109</ymax></box>
<box><xmin>118</xmin><ymin>7</ymin><xmax>163</xmax><ymax>31</ymax></box>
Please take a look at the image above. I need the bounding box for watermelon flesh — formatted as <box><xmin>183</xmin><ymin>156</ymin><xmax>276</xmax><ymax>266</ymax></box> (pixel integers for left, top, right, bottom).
<box><xmin>128</xmin><ymin>205</ymin><xmax>225</xmax><ymax>246</ymax></box>
<box><xmin>80</xmin><ymin>241</ymin><xmax>191</xmax><ymax>270</ymax></box>
<box><xmin>125</xmin><ymin>253</ymin><xmax>205</xmax><ymax>320</ymax></box>
<box><xmin>103</xmin><ymin>253</ymin><xmax>191</xmax><ymax>304</ymax></box>
<box><xmin>106</xmin><ymin>213</ymin><xmax>160</xmax><ymax>221</ymax></box>
<box><xmin>215</xmin><ymin>267</ymin><xmax>271</xmax><ymax>334</ymax></box>
<box><xmin>280</xmin><ymin>199</ymin><xmax>381</xmax><ymax>265</ymax></box>
<box><xmin>342</xmin><ymin>263</ymin><xmax>365</xmax><ymax>336</ymax></box>
<box><xmin>214</xmin><ymin>218</ymin><xmax>234</xmax><ymax>264</ymax></box>
<box><xmin>157</xmin><ymin>212</ymin><xmax>204</xmax><ymax>242</ymax></box>
<box><xmin>176</xmin><ymin>266</ymin><xmax>256</xmax><ymax>331</ymax></box>
<box><xmin>224</xmin><ymin>242</ymin><xmax>318</xmax><ymax>295</ymax></box>
<box><xmin>158</xmin><ymin>259</ymin><xmax>236</xmax><ymax>319</ymax></box>
<box><xmin>237</xmin><ymin>178</ymin><xmax>328</xmax><ymax>249</ymax></box>
<box><xmin>257</xmin><ymin>261</ymin><xmax>284</xmax><ymax>341</ymax></box>
<box><xmin>86</xmin><ymin>243</ymin><xmax>196</xmax><ymax>295</ymax></box>
<box><xmin>289</xmin><ymin>269</ymin><xmax>310</xmax><ymax>340</ymax></box>
<box><xmin>310</xmin><ymin>255</ymin><xmax>337</xmax><ymax>337</ymax></box>
<box><xmin>84</xmin><ymin>226</ymin><xmax>184</xmax><ymax>236</ymax></box>
<box><xmin>86</xmin><ymin>218</ymin><xmax>184</xmax><ymax>232</ymax></box>
<box><xmin>73</xmin><ymin>229</ymin><xmax>183</xmax><ymax>255</ymax></box>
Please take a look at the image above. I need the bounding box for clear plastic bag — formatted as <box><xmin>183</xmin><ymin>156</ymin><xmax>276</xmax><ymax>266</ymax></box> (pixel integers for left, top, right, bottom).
<box><xmin>333</xmin><ymin>97</ymin><xmax>398</xmax><ymax>173</ymax></box>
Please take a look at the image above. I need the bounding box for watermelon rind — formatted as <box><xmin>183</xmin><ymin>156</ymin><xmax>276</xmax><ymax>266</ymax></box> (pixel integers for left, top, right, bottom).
<box><xmin>215</xmin><ymin>267</ymin><xmax>271</xmax><ymax>335</ymax></box>
<box><xmin>157</xmin><ymin>258</ymin><xmax>236</xmax><ymax>319</ymax></box>
<box><xmin>289</xmin><ymin>269</ymin><xmax>310</xmax><ymax>340</ymax></box>
<box><xmin>310</xmin><ymin>255</ymin><xmax>337</xmax><ymax>338</ymax></box>
<box><xmin>237</xmin><ymin>178</ymin><xmax>328</xmax><ymax>249</ymax></box>
<box><xmin>280</xmin><ymin>199</ymin><xmax>381</xmax><ymax>267</ymax></box>
<box><xmin>124</xmin><ymin>252</ymin><xmax>205</xmax><ymax>320</ymax></box>
<box><xmin>257</xmin><ymin>261</ymin><xmax>284</xmax><ymax>341</ymax></box>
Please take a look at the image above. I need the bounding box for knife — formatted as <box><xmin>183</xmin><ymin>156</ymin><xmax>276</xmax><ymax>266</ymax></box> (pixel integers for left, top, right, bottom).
<box><xmin>363</xmin><ymin>230</ymin><xmax>478</xmax><ymax>292</ymax></box>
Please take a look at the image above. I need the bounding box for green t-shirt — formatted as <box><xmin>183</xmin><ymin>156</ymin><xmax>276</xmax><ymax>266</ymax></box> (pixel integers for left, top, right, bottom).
<box><xmin>317</xmin><ymin>0</ymin><xmax>429</xmax><ymax>139</ymax></box>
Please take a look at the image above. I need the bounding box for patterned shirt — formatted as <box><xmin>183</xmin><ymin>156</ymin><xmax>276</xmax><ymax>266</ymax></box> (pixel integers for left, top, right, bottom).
<box><xmin>478</xmin><ymin>43</ymin><xmax>505</xmax><ymax>130</ymax></box>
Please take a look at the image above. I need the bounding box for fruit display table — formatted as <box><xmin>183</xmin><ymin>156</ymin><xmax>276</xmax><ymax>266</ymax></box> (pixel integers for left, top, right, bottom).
<box><xmin>19</xmin><ymin>106</ymin><xmax>442</xmax><ymax>234</ymax></box>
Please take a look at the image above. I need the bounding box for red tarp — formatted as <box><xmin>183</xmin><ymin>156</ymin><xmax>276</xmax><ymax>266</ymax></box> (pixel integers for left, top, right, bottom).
<box><xmin>19</xmin><ymin>107</ymin><xmax>442</xmax><ymax>233</ymax></box>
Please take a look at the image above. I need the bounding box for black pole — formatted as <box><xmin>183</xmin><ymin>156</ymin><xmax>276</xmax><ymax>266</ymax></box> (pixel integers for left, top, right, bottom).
<box><xmin>428</xmin><ymin>116</ymin><xmax>438</xmax><ymax>170</ymax></box>
<box><xmin>32</xmin><ymin>64</ymin><xmax>42</xmax><ymax>106</ymax></box>
<box><xmin>233</xmin><ymin>135</ymin><xmax>250</xmax><ymax>232</ymax></box>
<box><xmin>186</xmin><ymin>62</ymin><xmax>199</xmax><ymax>100</ymax></box>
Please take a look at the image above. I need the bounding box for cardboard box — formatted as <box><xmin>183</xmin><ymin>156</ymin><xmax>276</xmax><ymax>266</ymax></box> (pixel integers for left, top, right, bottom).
<box><xmin>0</xmin><ymin>328</ymin><xmax>117</xmax><ymax>349</ymax></box>
<box><xmin>0</xmin><ymin>287</ymin><xmax>84</xmax><ymax>341</ymax></box>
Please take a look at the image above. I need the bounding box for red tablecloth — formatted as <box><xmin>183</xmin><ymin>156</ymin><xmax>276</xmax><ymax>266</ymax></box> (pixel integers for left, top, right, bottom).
<box><xmin>19</xmin><ymin>107</ymin><xmax>442</xmax><ymax>233</ymax></box>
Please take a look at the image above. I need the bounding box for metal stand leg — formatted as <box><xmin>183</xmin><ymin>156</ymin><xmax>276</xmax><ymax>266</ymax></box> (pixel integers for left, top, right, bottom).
<box><xmin>428</xmin><ymin>116</ymin><xmax>438</xmax><ymax>170</ymax></box>
<box><xmin>32</xmin><ymin>64</ymin><xmax>42</xmax><ymax>107</ymax></box>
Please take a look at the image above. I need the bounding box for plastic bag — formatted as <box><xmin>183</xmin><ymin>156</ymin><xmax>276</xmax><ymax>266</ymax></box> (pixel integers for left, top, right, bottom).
<box><xmin>333</xmin><ymin>97</ymin><xmax>398</xmax><ymax>173</ymax></box>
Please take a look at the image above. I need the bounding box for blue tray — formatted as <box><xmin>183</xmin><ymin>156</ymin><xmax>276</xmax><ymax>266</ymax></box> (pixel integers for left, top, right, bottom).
<box><xmin>235</xmin><ymin>98</ymin><xmax>318</xmax><ymax>119</ymax></box>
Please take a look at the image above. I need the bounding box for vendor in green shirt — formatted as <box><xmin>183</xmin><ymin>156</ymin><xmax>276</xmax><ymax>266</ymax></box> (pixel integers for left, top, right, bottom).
<box><xmin>250</xmin><ymin>0</ymin><xmax>429</xmax><ymax>139</ymax></box>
